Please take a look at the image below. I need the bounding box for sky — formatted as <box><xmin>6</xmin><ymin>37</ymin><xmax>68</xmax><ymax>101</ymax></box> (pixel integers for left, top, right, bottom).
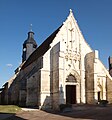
<box><xmin>0</xmin><ymin>0</ymin><xmax>112</xmax><ymax>87</ymax></box>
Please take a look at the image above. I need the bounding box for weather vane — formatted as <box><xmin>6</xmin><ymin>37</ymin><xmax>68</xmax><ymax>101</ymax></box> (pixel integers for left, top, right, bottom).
<box><xmin>30</xmin><ymin>24</ymin><xmax>33</xmax><ymax>31</ymax></box>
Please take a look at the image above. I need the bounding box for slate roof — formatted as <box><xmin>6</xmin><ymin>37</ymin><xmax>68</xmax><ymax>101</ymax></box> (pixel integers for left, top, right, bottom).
<box><xmin>0</xmin><ymin>88</ymin><xmax>4</xmax><ymax>91</ymax></box>
<box><xmin>23</xmin><ymin>31</ymin><xmax>37</xmax><ymax>48</ymax></box>
<box><xmin>22</xmin><ymin>25</ymin><xmax>62</xmax><ymax>69</ymax></box>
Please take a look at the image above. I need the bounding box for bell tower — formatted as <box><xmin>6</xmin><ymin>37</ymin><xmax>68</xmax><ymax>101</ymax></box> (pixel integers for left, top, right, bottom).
<box><xmin>22</xmin><ymin>26</ymin><xmax>37</xmax><ymax>62</ymax></box>
<box><xmin>108</xmin><ymin>56</ymin><xmax>112</xmax><ymax>77</ymax></box>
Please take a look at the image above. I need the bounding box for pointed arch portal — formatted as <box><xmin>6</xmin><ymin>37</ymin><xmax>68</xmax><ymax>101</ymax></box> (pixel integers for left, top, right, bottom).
<box><xmin>65</xmin><ymin>70</ymin><xmax>80</xmax><ymax>104</ymax></box>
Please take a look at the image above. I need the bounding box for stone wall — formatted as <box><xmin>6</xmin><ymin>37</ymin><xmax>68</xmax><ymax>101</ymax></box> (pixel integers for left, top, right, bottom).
<box><xmin>8</xmin><ymin>76</ymin><xmax>20</xmax><ymax>105</ymax></box>
<box><xmin>26</xmin><ymin>73</ymin><xmax>38</xmax><ymax>107</ymax></box>
<box><xmin>85</xmin><ymin>52</ymin><xmax>95</xmax><ymax>104</ymax></box>
<box><xmin>1</xmin><ymin>83</ymin><xmax>8</xmax><ymax>104</ymax></box>
<box><xmin>50</xmin><ymin>43</ymin><xmax>60</xmax><ymax>110</ymax></box>
<box><xmin>24</xmin><ymin>58</ymin><xmax>42</xmax><ymax>107</ymax></box>
<box><xmin>85</xmin><ymin>50</ymin><xmax>112</xmax><ymax>104</ymax></box>
<box><xmin>106</xmin><ymin>77</ymin><xmax>112</xmax><ymax>103</ymax></box>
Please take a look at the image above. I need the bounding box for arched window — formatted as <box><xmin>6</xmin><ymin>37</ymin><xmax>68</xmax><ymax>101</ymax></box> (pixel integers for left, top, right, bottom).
<box><xmin>66</xmin><ymin>74</ymin><xmax>77</xmax><ymax>82</ymax></box>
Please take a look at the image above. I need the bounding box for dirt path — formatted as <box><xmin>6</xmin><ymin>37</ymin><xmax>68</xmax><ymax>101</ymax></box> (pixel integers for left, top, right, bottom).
<box><xmin>3</xmin><ymin>105</ymin><xmax>112</xmax><ymax>120</ymax></box>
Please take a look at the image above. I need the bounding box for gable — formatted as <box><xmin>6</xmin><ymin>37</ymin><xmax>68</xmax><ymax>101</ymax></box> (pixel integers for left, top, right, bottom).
<box><xmin>22</xmin><ymin>9</ymin><xmax>92</xmax><ymax>70</ymax></box>
<box><xmin>58</xmin><ymin>9</ymin><xmax>92</xmax><ymax>55</ymax></box>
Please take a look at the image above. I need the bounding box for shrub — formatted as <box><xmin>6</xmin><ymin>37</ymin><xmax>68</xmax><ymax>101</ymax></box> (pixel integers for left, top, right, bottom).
<box><xmin>59</xmin><ymin>104</ymin><xmax>72</xmax><ymax>111</ymax></box>
<box><xmin>99</xmin><ymin>100</ymin><xmax>108</xmax><ymax>106</ymax></box>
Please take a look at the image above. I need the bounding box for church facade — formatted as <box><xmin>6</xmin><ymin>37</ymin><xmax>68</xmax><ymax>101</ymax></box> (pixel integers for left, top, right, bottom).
<box><xmin>1</xmin><ymin>10</ymin><xmax>112</xmax><ymax>110</ymax></box>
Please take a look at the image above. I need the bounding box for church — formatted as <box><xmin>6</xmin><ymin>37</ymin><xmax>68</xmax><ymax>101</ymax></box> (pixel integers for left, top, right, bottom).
<box><xmin>1</xmin><ymin>9</ymin><xmax>112</xmax><ymax>110</ymax></box>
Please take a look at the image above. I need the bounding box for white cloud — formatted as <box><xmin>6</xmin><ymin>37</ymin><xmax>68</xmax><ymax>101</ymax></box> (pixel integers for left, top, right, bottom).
<box><xmin>6</xmin><ymin>64</ymin><xmax>13</xmax><ymax>67</ymax></box>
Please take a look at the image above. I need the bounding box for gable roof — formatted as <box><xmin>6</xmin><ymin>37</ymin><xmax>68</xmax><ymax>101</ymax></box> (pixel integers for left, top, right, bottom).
<box><xmin>22</xmin><ymin>25</ymin><xmax>62</xmax><ymax>69</ymax></box>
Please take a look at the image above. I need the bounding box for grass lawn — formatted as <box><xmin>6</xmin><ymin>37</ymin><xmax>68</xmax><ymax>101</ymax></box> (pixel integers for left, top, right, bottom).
<box><xmin>0</xmin><ymin>105</ymin><xmax>21</xmax><ymax>113</ymax></box>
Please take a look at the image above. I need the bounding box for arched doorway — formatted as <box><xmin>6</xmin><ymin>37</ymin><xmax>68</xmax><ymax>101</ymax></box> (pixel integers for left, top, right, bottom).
<box><xmin>66</xmin><ymin>74</ymin><xmax>77</xmax><ymax>104</ymax></box>
<box><xmin>97</xmin><ymin>84</ymin><xmax>103</xmax><ymax>101</ymax></box>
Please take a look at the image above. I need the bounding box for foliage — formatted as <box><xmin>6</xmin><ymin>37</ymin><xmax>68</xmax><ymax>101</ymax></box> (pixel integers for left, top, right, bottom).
<box><xmin>59</xmin><ymin>104</ymin><xmax>72</xmax><ymax>111</ymax></box>
<box><xmin>99</xmin><ymin>100</ymin><xmax>108</xmax><ymax>106</ymax></box>
<box><xmin>0</xmin><ymin>105</ymin><xmax>21</xmax><ymax>113</ymax></box>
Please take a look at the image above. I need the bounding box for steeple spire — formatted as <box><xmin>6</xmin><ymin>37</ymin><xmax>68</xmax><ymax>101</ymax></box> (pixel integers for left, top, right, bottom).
<box><xmin>22</xmin><ymin>27</ymin><xmax>37</xmax><ymax>62</ymax></box>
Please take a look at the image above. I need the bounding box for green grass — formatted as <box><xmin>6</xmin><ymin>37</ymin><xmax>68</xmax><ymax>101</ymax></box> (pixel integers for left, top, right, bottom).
<box><xmin>0</xmin><ymin>105</ymin><xmax>21</xmax><ymax>113</ymax></box>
